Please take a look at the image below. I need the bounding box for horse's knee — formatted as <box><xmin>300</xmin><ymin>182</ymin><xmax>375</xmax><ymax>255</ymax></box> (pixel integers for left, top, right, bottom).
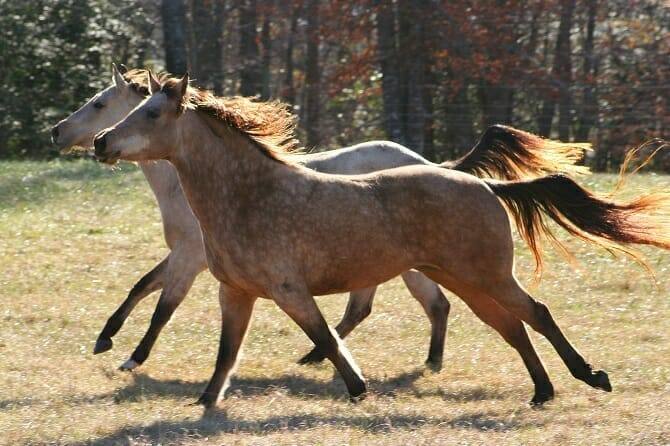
<box><xmin>424</xmin><ymin>289</ymin><xmax>450</xmax><ymax>325</ymax></box>
<box><xmin>358</xmin><ymin>301</ymin><xmax>373</xmax><ymax>320</ymax></box>
<box><xmin>434</xmin><ymin>292</ymin><xmax>451</xmax><ymax>317</ymax></box>
<box><xmin>531</xmin><ymin>301</ymin><xmax>555</xmax><ymax>330</ymax></box>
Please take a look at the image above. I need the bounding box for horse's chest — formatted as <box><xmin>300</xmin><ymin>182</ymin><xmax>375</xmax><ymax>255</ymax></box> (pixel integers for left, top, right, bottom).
<box><xmin>201</xmin><ymin>230</ymin><xmax>267</xmax><ymax>291</ymax></box>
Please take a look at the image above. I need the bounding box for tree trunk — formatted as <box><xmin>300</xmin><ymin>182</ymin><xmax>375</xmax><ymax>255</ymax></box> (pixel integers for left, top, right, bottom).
<box><xmin>260</xmin><ymin>11</ymin><xmax>271</xmax><ymax>99</ymax></box>
<box><xmin>404</xmin><ymin>20</ymin><xmax>426</xmax><ymax>154</ymax></box>
<box><xmin>575</xmin><ymin>0</ymin><xmax>597</xmax><ymax>141</ymax></box>
<box><xmin>162</xmin><ymin>0</ymin><xmax>189</xmax><ymax>75</ymax></box>
<box><xmin>479</xmin><ymin>82</ymin><xmax>514</xmax><ymax>127</ymax></box>
<box><xmin>556</xmin><ymin>0</ymin><xmax>575</xmax><ymax>140</ymax></box>
<box><xmin>239</xmin><ymin>0</ymin><xmax>262</xmax><ymax>96</ymax></box>
<box><xmin>444</xmin><ymin>84</ymin><xmax>476</xmax><ymax>158</ymax></box>
<box><xmin>304</xmin><ymin>0</ymin><xmax>320</xmax><ymax>147</ymax></box>
<box><xmin>375</xmin><ymin>0</ymin><xmax>403</xmax><ymax>143</ymax></box>
<box><xmin>191</xmin><ymin>0</ymin><xmax>225</xmax><ymax>93</ymax></box>
<box><xmin>539</xmin><ymin>0</ymin><xmax>575</xmax><ymax>138</ymax></box>
<box><xmin>422</xmin><ymin>58</ymin><xmax>435</xmax><ymax>160</ymax></box>
<box><xmin>397</xmin><ymin>0</ymin><xmax>411</xmax><ymax>146</ymax></box>
<box><xmin>283</xmin><ymin>2</ymin><xmax>300</xmax><ymax>105</ymax></box>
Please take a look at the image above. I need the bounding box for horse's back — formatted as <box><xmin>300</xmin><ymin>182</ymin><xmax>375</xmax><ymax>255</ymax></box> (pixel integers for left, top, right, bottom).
<box><xmin>299</xmin><ymin>140</ymin><xmax>433</xmax><ymax>175</ymax></box>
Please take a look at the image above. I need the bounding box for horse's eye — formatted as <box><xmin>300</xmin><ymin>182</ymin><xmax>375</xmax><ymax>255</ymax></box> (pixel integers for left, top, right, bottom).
<box><xmin>147</xmin><ymin>109</ymin><xmax>160</xmax><ymax>119</ymax></box>
<box><xmin>93</xmin><ymin>102</ymin><xmax>105</xmax><ymax>109</ymax></box>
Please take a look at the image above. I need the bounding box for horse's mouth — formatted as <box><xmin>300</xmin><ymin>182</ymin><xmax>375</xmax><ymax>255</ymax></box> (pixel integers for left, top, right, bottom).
<box><xmin>95</xmin><ymin>151</ymin><xmax>121</xmax><ymax>165</ymax></box>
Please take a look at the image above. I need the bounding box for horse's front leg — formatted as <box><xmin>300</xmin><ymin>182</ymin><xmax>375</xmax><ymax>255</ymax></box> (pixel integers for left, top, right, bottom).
<box><xmin>297</xmin><ymin>286</ymin><xmax>376</xmax><ymax>365</ymax></box>
<box><xmin>272</xmin><ymin>281</ymin><xmax>367</xmax><ymax>399</ymax></box>
<box><xmin>119</xmin><ymin>251</ymin><xmax>203</xmax><ymax>370</ymax></box>
<box><xmin>94</xmin><ymin>256</ymin><xmax>168</xmax><ymax>354</ymax></box>
<box><xmin>196</xmin><ymin>283</ymin><xmax>256</xmax><ymax>408</ymax></box>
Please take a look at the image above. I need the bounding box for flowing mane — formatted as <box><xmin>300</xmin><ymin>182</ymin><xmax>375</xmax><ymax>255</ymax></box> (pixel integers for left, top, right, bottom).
<box><xmin>122</xmin><ymin>70</ymin><xmax>302</xmax><ymax>163</ymax></box>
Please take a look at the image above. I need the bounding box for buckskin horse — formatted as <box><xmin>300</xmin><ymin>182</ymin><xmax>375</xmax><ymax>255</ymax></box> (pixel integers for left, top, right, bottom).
<box><xmin>92</xmin><ymin>72</ymin><xmax>669</xmax><ymax>408</ymax></box>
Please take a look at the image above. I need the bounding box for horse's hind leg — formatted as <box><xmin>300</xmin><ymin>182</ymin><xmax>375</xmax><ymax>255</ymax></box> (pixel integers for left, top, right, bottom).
<box><xmin>119</xmin><ymin>252</ymin><xmax>202</xmax><ymax>371</ymax></box>
<box><xmin>401</xmin><ymin>270</ymin><xmax>451</xmax><ymax>371</ymax></box>
<box><xmin>451</xmin><ymin>285</ymin><xmax>554</xmax><ymax>405</ymax></box>
<box><xmin>94</xmin><ymin>256</ymin><xmax>168</xmax><ymax>354</ymax></box>
<box><xmin>478</xmin><ymin>277</ymin><xmax>611</xmax><ymax>394</ymax></box>
<box><xmin>297</xmin><ymin>286</ymin><xmax>376</xmax><ymax>365</ymax></box>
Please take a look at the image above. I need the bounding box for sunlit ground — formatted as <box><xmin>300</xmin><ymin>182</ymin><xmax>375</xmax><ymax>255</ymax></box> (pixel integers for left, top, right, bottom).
<box><xmin>1</xmin><ymin>160</ymin><xmax>668</xmax><ymax>445</ymax></box>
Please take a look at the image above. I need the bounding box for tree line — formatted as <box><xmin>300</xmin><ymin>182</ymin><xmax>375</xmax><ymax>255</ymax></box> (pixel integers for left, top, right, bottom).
<box><xmin>1</xmin><ymin>0</ymin><xmax>668</xmax><ymax>170</ymax></box>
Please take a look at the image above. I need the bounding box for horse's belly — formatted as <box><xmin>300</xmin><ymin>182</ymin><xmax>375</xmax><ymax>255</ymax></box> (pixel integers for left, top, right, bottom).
<box><xmin>304</xmin><ymin>250</ymin><xmax>414</xmax><ymax>296</ymax></box>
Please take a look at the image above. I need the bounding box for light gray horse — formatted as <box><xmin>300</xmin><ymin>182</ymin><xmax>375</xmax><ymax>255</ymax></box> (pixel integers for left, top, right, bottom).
<box><xmin>52</xmin><ymin>65</ymin><xmax>589</xmax><ymax>373</ymax></box>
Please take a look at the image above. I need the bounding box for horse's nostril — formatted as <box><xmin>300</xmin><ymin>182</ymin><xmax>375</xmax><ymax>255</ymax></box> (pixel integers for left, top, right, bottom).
<box><xmin>94</xmin><ymin>134</ymin><xmax>107</xmax><ymax>154</ymax></box>
<box><xmin>51</xmin><ymin>126</ymin><xmax>59</xmax><ymax>143</ymax></box>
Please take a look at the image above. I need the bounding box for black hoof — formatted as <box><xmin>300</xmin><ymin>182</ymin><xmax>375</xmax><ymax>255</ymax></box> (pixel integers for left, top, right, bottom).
<box><xmin>530</xmin><ymin>390</ymin><xmax>555</xmax><ymax>407</ymax></box>
<box><xmin>194</xmin><ymin>393</ymin><xmax>217</xmax><ymax>409</ymax></box>
<box><xmin>425</xmin><ymin>357</ymin><xmax>443</xmax><ymax>373</ymax></box>
<box><xmin>297</xmin><ymin>349</ymin><xmax>326</xmax><ymax>365</ymax></box>
<box><xmin>530</xmin><ymin>382</ymin><xmax>555</xmax><ymax>406</ymax></box>
<box><xmin>347</xmin><ymin>379</ymin><xmax>367</xmax><ymax>402</ymax></box>
<box><xmin>349</xmin><ymin>391</ymin><xmax>367</xmax><ymax>403</ymax></box>
<box><xmin>588</xmin><ymin>370</ymin><xmax>612</xmax><ymax>392</ymax></box>
<box><xmin>93</xmin><ymin>337</ymin><xmax>113</xmax><ymax>355</ymax></box>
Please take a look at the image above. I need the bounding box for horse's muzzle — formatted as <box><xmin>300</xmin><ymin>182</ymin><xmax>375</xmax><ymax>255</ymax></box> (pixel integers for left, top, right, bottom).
<box><xmin>51</xmin><ymin>125</ymin><xmax>60</xmax><ymax>144</ymax></box>
<box><xmin>93</xmin><ymin>133</ymin><xmax>118</xmax><ymax>164</ymax></box>
<box><xmin>93</xmin><ymin>133</ymin><xmax>106</xmax><ymax>155</ymax></box>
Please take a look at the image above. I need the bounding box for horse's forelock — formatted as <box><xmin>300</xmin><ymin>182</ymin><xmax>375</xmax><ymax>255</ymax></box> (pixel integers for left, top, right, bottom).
<box><xmin>122</xmin><ymin>69</ymin><xmax>170</xmax><ymax>97</ymax></box>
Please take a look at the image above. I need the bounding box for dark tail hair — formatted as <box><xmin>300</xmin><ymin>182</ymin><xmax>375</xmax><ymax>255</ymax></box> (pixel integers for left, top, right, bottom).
<box><xmin>446</xmin><ymin>125</ymin><xmax>591</xmax><ymax>180</ymax></box>
<box><xmin>485</xmin><ymin>174</ymin><xmax>670</xmax><ymax>274</ymax></box>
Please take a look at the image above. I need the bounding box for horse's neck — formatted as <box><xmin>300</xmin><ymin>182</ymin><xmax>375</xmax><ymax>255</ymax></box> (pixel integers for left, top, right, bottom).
<box><xmin>170</xmin><ymin>111</ymin><xmax>290</xmax><ymax>236</ymax></box>
<box><xmin>138</xmin><ymin>160</ymin><xmax>200</xmax><ymax>246</ymax></box>
<box><xmin>139</xmin><ymin>160</ymin><xmax>180</xmax><ymax>201</ymax></box>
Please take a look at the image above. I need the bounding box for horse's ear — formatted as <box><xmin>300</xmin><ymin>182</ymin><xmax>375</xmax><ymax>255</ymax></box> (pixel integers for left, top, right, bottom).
<box><xmin>148</xmin><ymin>70</ymin><xmax>161</xmax><ymax>94</ymax></box>
<box><xmin>176</xmin><ymin>72</ymin><xmax>189</xmax><ymax>101</ymax></box>
<box><xmin>112</xmin><ymin>63</ymin><xmax>128</xmax><ymax>89</ymax></box>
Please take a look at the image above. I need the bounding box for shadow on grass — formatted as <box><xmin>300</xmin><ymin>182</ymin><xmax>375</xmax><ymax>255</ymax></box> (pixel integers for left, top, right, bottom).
<box><xmin>76</xmin><ymin>409</ymin><xmax>539</xmax><ymax>446</ymax></box>
<box><xmin>74</xmin><ymin>372</ymin><xmax>529</xmax><ymax>445</ymax></box>
<box><xmin>0</xmin><ymin>368</ymin><xmax>506</xmax><ymax>410</ymax></box>
<box><xmin>112</xmin><ymin>369</ymin><xmax>428</xmax><ymax>403</ymax></box>
<box><xmin>1</xmin><ymin>370</ymin><xmax>531</xmax><ymax>443</ymax></box>
<box><xmin>107</xmin><ymin>368</ymin><xmax>507</xmax><ymax>404</ymax></box>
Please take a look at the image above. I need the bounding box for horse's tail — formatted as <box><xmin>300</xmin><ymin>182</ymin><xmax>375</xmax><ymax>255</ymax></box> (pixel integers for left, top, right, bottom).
<box><xmin>485</xmin><ymin>174</ymin><xmax>670</xmax><ymax>274</ymax></box>
<box><xmin>445</xmin><ymin>125</ymin><xmax>591</xmax><ymax>180</ymax></box>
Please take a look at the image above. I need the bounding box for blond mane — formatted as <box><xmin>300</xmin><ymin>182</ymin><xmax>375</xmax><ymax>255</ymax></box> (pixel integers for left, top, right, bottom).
<box><xmin>124</xmin><ymin>70</ymin><xmax>303</xmax><ymax>163</ymax></box>
<box><xmin>122</xmin><ymin>68</ymin><xmax>169</xmax><ymax>97</ymax></box>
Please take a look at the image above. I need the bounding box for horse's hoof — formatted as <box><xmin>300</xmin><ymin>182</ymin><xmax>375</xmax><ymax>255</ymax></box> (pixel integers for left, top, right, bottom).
<box><xmin>348</xmin><ymin>379</ymin><xmax>367</xmax><ymax>403</ymax></box>
<box><xmin>118</xmin><ymin>358</ymin><xmax>140</xmax><ymax>372</ymax></box>
<box><xmin>530</xmin><ymin>389</ymin><xmax>555</xmax><ymax>407</ymax></box>
<box><xmin>194</xmin><ymin>393</ymin><xmax>217</xmax><ymax>409</ymax></box>
<box><xmin>589</xmin><ymin>370</ymin><xmax>612</xmax><ymax>392</ymax></box>
<box><xmin>349</xmin><ymin>391</ymin><xmax>367</xmax><ymax>403</ymax></box>
<box><xmin>530</xmin><ymin>382</ymin><xmax>555</xmax><ymax>406</ymax></box>
<box><xmin>93</xmin><ymin>337</ymin><xmax>113</xmax><ymax>355</ymax></box>
<box><xmin>297</xmin><ymin>349</ymin><xmax>326</xmax><ymax>365</ymax></box>
<box><xmin>425</xmin><ymin>357</ymin><xmax>443</xmax><ymax>373</ymax></box>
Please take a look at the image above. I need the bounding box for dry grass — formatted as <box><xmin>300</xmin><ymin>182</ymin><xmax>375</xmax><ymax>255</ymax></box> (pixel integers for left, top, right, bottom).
<box><xmin>1</xmin><ymin>160</ymin><xmax>669</xmax><ymax>445</ymax></box>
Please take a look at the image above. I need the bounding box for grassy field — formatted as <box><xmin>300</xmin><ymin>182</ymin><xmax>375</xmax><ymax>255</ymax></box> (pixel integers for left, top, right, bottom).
<box><xmin>1</xmin><ymin>160</ymin><xmax>669</xmax><ymax>445</ymax></box>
